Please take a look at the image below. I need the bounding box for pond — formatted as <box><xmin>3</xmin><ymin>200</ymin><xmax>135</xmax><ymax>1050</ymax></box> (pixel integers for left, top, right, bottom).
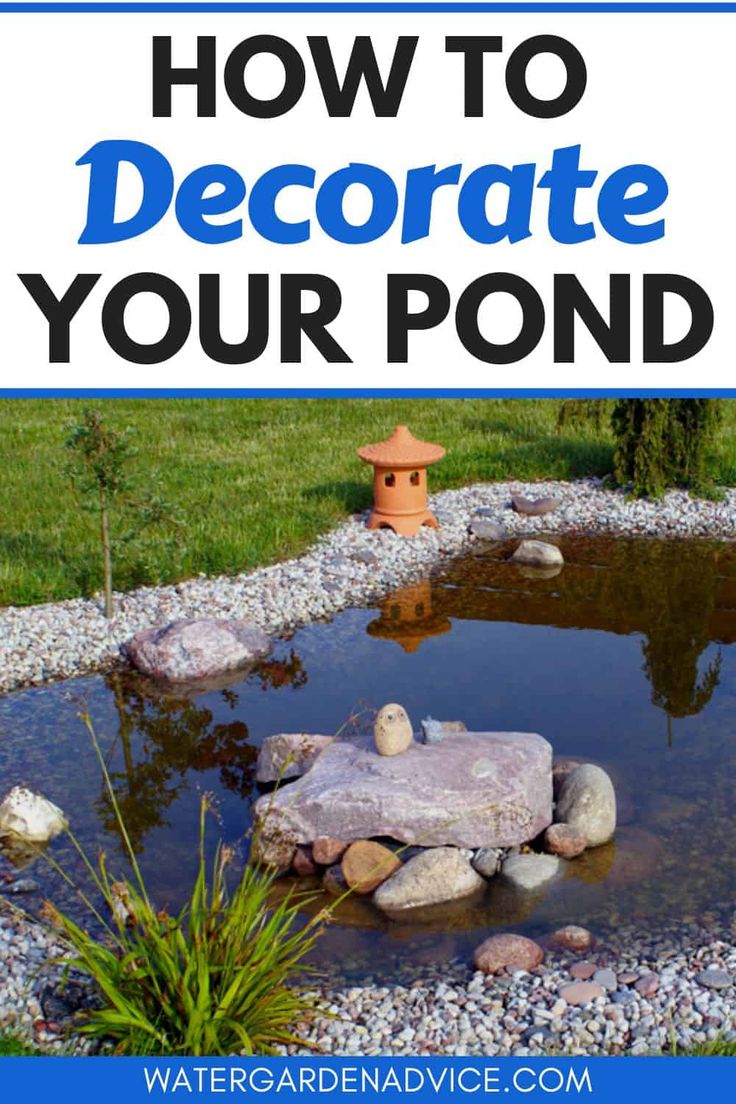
<box><xmin>1</xmin><ymin>535</ymin><xmax>735</xmax><ymax>979</ymax></box>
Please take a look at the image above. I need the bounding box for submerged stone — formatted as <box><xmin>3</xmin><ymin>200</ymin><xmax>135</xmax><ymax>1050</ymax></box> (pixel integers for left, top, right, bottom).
<box><xmin>373</xmin><ymin>847</ymin><xmax>483</xmax><ymax>912</ymax></box>
<box><xmin>253</xmin><ymin>731</ymin><xmax>552</xmax><ymax>850</ymax></box>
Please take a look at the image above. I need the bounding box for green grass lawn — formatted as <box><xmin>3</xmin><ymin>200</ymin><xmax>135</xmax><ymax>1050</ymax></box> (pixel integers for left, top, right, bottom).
<box><xmin>2</xmin><ymin>398</ymin><xmax>736</xmax><ymax>609</ymax></box>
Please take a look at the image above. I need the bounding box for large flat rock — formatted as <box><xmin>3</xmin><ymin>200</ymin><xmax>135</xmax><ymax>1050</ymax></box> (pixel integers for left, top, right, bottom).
<box><xmin>254</xmin><ymin>731</ymin><xmax>552</xmax><ymax>849</ymax></box>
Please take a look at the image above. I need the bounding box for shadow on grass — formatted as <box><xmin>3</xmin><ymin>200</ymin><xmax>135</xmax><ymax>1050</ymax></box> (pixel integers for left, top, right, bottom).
<box><xmin>301</xmin><ymin>480</ymin><xmax>371</xmax><ymax>512</ymax></box>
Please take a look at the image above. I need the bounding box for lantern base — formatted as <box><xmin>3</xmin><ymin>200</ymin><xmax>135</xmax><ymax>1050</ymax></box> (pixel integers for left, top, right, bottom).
<box><xmin>366</xmin><ymin>509</ymin><xmax>440</xmax><ymax>537</ymax></box>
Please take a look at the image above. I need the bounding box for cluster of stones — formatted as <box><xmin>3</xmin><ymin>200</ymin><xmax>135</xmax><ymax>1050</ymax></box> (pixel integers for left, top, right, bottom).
<box><xmin>283</xmin><ymin>916</ymin><xmax>735</xmax><ymax>1056</ymax></box>
<box><xmin>252</xmin><ymin>705</ymin><xmax>616</xmax><ymax>918</ymax></box>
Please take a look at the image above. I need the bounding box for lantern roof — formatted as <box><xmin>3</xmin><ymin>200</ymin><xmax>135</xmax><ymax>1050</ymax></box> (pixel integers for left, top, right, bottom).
<box><xmin>357</xmin><ymin>425</ymin><xmax>446</xmax><ymax>469</ymax></box>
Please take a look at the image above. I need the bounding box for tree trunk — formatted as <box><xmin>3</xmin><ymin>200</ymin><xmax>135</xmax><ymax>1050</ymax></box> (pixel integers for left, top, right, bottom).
<box><xmin>100</xmin><ymin>491</ymin><xmax>113</xmax><ymax>618</ymax></box>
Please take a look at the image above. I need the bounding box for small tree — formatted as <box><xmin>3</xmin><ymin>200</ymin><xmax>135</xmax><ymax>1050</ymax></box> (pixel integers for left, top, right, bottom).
<box><xmin>65</xmin><ymin>409</ymin><xmax>173</xmax><ymax>617</ymax></box>
<box><xmin>611</xmin><ymin>398</ymin><xmax>722</xmax><ymax>498</ymax></box>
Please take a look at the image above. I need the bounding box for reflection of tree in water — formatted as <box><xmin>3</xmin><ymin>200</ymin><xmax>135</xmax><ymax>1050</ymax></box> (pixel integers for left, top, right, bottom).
<box><xmin>103</xmin><ymin>650</ymin><xmax>308</xmax><ymax>853</ymax></box>
<box><xmin>603</xmin><ymin>541</ymin><xmax>722</xmax><ymax>737</ymax></box>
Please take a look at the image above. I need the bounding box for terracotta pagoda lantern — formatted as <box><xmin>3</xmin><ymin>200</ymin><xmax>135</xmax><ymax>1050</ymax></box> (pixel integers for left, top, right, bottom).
<box><xmin>357</xmin><ymin>424</ymin><xmax>446</xmax><ymax>536</ymax></box>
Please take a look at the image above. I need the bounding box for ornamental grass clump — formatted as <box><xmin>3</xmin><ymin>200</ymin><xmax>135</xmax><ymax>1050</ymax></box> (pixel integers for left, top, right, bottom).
<box><xmin>45</xmin><ymin>711</ymin><xmax>326</xmax><ymax>1056</ymax></box>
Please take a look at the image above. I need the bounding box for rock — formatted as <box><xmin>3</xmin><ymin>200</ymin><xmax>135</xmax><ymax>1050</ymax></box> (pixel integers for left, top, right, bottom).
<box><xmin>250</xmin><ymin>806</ymin><xmax>298</xmax><ymax>870</ymax></box>
<box><xmin>511</xmin><ymin>495</ymin><xmax>561</xmax><ymax>517</ymax></box>
<box><xmin>373</xmin><ymin>847</ymin><xmax>484</xmax><ymax>912</ymax></box>
<box><xmin>292</xmin><ymin>846</ymin><xmax>318</xmax><ymax>877</ymax></box>
<box><xmin>469</xmin><ymin>518</ymin><xmax>506</xmax><ymax>541</ymax></box>
<box><xmin>341</xmin><ymin>841</ymin><xmax>401</xmax><ymax>894</ymax></box>
<box><xmin>253</xmin><ymin>730</ymin><xmax>553</xmax><ymax>849</ymax></box>
<box><xmin>2</xmin><ymin>877</ymin><xmax>40</xmax><ymax>895</ymax></box>
<box><xmin>473</xmin><ymin>933</ymin><xmax>544</xmax><ymax>975</ymax></box>
<box><xmin>635</xmin><ymin>973</ymin><xmax>660</xmax><ymax>997</ymax></box>
<box><xmin>558</xmin><ymin>981</ymin><xmax>605</xmax><ymax>1005</ymax></box>
<box><xmin>126</xmin><ymin>618</ymin><xmax>271</xmax><ymax>683</ymax></box>
<box><xmin>472</xmin><ymin>847</ymin><xmax>503</xmax><ymax>879</ymax></box>
<box><xmin>593</xmin><ymin>968</ymin><xmax>617</xmax><ymax>991</ymax></box>
<box><xmin>550</xmin><ymin>925</ymin><xmax>594</xmax><ymax>953</ymax></box>
<box><xmin>322</xmin><ymin>864</ymin><xmax>348</xmax><ymax>897</ymax></box>
<box><xmin>420</xmin><ymin>718</ymin><xmax>467</xmax><ymax>745</ymax></box>
<box><xmin>510</xmin><ymin>540</ymin><xmax>564</xmax><ymax>568</ymax></box>
<box><xmin>552</xmin><ymin>758</ymin><xmax>583</xmax><ymax>799</ymax></box>
<box><xmin>556</xmin><ymin>764</ymin><xmax>616</xmax><ymax>847</ymax></box>
<box><xmin>374</xmin><ymin>703</ymin><xmax>413</xmax><ymax>756</ymax></box>
<box><xmin>570</xmin><ymin>961</ymin><xmax>597</xmax><ymax>980</ymax></box>
<box><xmin>696</xmin><ymin>968</ymin><xmax>732</xmax><ymax>990</ymax></box>
<box><xmin>501</xmin><ymin>852</ymin><xmax>560</xmax><ymax>891</ymax></box>
<box><xmin>312</xmin><ymin>836</ymin><xmax>348</xmax><ymax>865</ymax></box>
<box><xmin>618</xmin><ymin>971</ymin><xmax>639</xmax><ymax>986</ymax></box>
<box><xmin>544</xmin><ymin>822</ymin><xmax>586</xmax><ymax>858</ymax></box>
<box><xmin>0</xmin><ymin>787</ymin><xmax>67</xmax><ymax>844</ymax></box>
<box><xmin>256</xmin><ymin>733</ymin><xmax>333</xmax><ymax>784</ymax></box>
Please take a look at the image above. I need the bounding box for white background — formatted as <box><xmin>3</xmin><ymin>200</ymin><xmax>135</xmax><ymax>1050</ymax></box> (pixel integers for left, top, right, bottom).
<box><xmin>0</xmin><ymin>6</ymin><xmax>733</xmax><ymax>388</ymax></box>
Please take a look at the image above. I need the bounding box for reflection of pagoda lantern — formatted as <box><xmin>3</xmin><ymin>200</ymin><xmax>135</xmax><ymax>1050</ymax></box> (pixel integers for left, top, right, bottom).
<box><xmin>367</xmin><ymin>579</ymin><xmax>451</xmax><ymax>654</ymax></box>
<box><xmin>357</xmin><ymin>425</ymin><xmax>446</xmax><ymax>536</ymax></box>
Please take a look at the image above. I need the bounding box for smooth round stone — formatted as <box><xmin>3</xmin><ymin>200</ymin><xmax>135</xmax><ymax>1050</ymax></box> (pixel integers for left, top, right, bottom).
<box><xmin>570</xmin><ymin>961</ymin><xmax>597</xmax><ymax>980</ymax></box>
<box><xmin>473</xmin><ymin>933</ymin><xmax>544</xmax><ymax>975</ymax></box>
<box><xmin>556</xmin><ymin>764</ymin><xmax>617</xmax><ymax>848</ymax></box>
<box><xmin>544</xmin><ymin>823</ymin><xmax>587</xmax><ymax>859</ymax></box>
<box><xmin>550</xmin><ymin>925</ymin><xmax>594</xmax><ymax>952</ymax></box>
<box><xmin>593</xmin><ymin>968</ymin><xmax>618</xmax><ymax>992</ymax></box>
<box><xmin>558</xmin><ymin>981</ymin><xmax>605</xmax><ymax>1006</ymax></box>
<box><xmin>501</xmin><ymin>853</ymin><xmax>560</xmax><ymax>891</ymax></box>
<box><xmin>696</xmin><ymin>968</ymin><xmax>732</xmax><ymax>990</ymax></box>
<box><xmin>510</xmin><ymin>540</ymin><xmax>564</xmax><ymax>568</ymax></box>
<box><xmin>312</xmin><ymin>837</ymin><xmax>349</xmax><ymax>866</ymax></box>
<box><xmin>373</xmin><ymin>703</ymin><xmax>413</xmax><ymax>757</ymax></box>
<box><xmin>472</xmin><ymin>847</ymin><xmax>502</xmax><ymax>879</ymax></box>
<box><xmin>341</xmin><ymin>840</ymin><xmax>401</xmax><ymax>894</ymax></box>
<box><xmin>634</xmin><ymin>973</ymin><xmax>660</xmax><ymax>997</ymax></box>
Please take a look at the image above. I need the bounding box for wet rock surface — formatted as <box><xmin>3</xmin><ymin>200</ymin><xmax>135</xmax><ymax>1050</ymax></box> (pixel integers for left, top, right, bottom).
<box><xmin>254</xmin><ymin>731</ymin><xmax>553</xmax><ymax>850</ymax></box>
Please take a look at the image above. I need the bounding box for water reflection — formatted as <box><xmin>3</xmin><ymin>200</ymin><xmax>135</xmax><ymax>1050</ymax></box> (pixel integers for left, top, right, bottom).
<box><xmin>367</xmin><ymin>580</ymin><xmax>451</xmax><ymax>653</ymax></box>
<box><xmin>100</xmin><ymin>649</ymin><xmax>309</xmax><ymax>854</ymax></box>
<box><xmin>435</xmin><ymin>536</ymin><xmax>731</xmax><ymax>741</ymax></box>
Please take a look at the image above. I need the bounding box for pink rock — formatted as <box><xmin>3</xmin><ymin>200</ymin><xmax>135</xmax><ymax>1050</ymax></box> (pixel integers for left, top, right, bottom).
<box><xmin>559</xmin><ymin>981</ymin><xmax>605</xmax><ymax>1005</ymax></box>
<box><xmin>544</xmin><ymin>823</ymin><xmax>587</xmax><ymax>858</ymax></box>
<box><xmin>635</xmin><ymin>973</ymin><xmax>660</xmax><ymax>997</ymax></box>
<box><xmin>256</xmin><ymin>733</ymin><xmax>334</xmax><ymax>784</ymax></box>
<box><xmin>550</xmin><ymin>925</ymin><xmax>595</xmax><ymax>952</ymax></box>
<box><xmin>254</xmin><ymin>731</ymin><xmax>552</xmax><ymax>849</ymax></box>
<box><xmin>473</xmin><ymin>933</ymin><xmax>544</xmax><ymax>975</ymax></box>
<box><xmin>292</xmin><ymin>846</ymin><xmax>318</xmax><ymax>877</ymax></box>
<box><xmin>312</xmin><ymin>837</ymin><xmax>349</xmax><ymax>865</ymax></box>
<box><xmin>127</xmin><ymin>619</ymin><xmax>271</xmax><ymax>683</ymax></box>
<box><xmin>511</xmin><ymin>494</ymin><xmax>561</xmax><ymax>517</ymax></box>
<box><xmin>570</xmin><ymin>961</ymin><xmax>597</xmax><ymax>980</ymax></box>
<box><xmin>618</xmin><ymin>971</ymin><xmax>639</xmax><ymax>986</ymax></box>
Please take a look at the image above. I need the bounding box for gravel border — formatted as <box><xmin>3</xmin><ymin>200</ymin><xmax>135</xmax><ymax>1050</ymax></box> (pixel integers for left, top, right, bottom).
<box><xmin>285</xmin><ymin>913</ymin><xmax>736</xmax><ymax>1057</ymax></box>
<box><xmin>3</xmin><ymin>477</ymin><xmax>736</xmax><ymax>696</ymax></box>
<box><xmin>1</xmin><ymin>900</ymin><xmax>732</xmax><ymax>1057</ymax></box>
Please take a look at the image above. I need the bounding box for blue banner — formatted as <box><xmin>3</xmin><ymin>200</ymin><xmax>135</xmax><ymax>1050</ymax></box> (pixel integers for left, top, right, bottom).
<box><xmin>0</xmin><ymin>1056</ymin><xmax>732</xmax><ymax>1101</ymax></box>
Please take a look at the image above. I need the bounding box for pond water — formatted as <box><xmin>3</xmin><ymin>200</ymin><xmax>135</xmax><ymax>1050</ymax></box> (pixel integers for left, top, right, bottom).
<box><xmin>1</xmin><ymin>535</ymin><xmax>735</xmax><ymax>978</ymax></box>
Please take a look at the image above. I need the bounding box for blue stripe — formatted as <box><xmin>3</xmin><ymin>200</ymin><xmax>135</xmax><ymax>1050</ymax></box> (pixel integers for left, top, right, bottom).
<box><xmin>2</xmin><ymin>3</ymin><xmax>736</xmax><ymax>13</ymax></box>
<box><xmin>2</xmin><ymin>388</ymin><xmax>736</xmax><ymax>398</ymax></box>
